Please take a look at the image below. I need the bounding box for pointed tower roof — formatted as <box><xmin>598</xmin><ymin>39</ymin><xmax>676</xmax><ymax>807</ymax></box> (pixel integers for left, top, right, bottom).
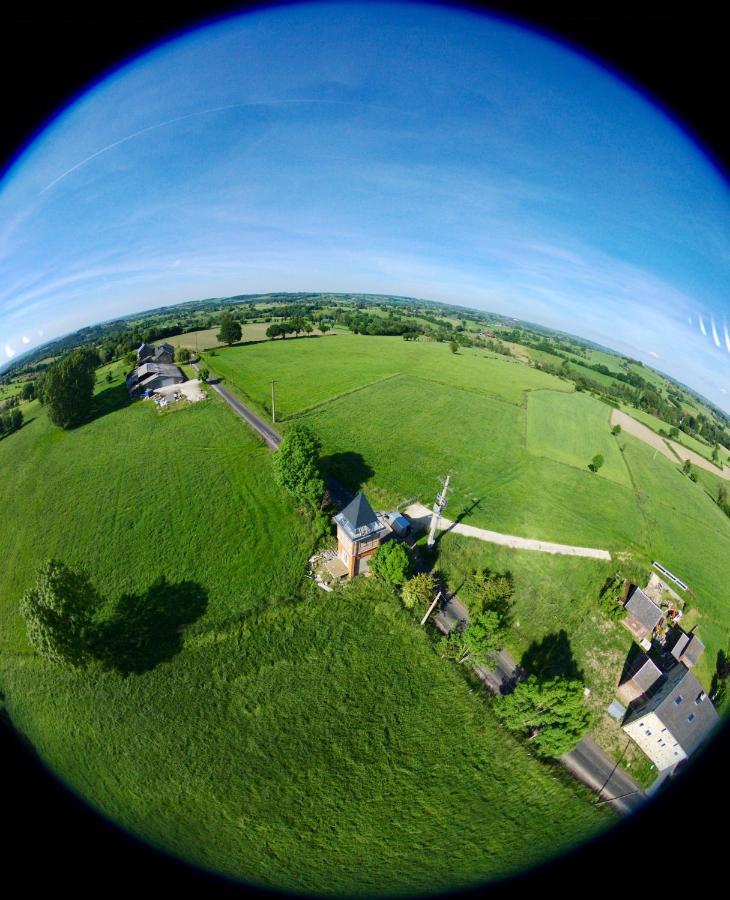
<box><xmin>334</xmin><ymin>491</ymin><xmax>384</xmax><ymax>540</ymax></box>
<box><xmin>340</xmin><ymin>491</ymin><xmax>378</xmax><ymax>530</ymax></box>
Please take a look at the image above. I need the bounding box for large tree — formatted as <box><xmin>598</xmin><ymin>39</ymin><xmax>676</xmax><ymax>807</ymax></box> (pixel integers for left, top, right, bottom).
<box><xmin>216</xmin><ymin>311</ymin><xmax>242</xmax><ymax>346</ymax></box>
<box><xmin>438</xmin><ymin>611</ymin><xmax>503</xmax><ymax>667</ymax></box>
<box><xmin>19</xmin><ymin>559</ymin><xmax>101</xmax><ymax>668</ymax></box>
<box><xmin>492</xmin><ymin>675</ymin><xmax>590</xmax><ymax>758</ymax></box>
<box><xmin>369</xmin><ymin>541</ymin><xmax>411</xmax><ymax>585</ymax></box>
<box><xmin>273</xmin><ymin>423</ymin><xmax>325</xmax><ymax>510</ymax></box>
<box><xmin>40</xmin><ymin>347</ymin><xmax>100</xmax><ymax>429</ymax></box>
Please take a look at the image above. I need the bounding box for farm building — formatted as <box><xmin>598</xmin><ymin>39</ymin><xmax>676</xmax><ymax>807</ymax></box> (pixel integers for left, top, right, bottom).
<box><xmin>333</xmin><ymin>491</ymin><xmax>397</xmax><ymax>579</ymax></box>
<box><xmin>617</xmin><ymin>651</ymin><xmax>663</xmax><ymax>706</ymax></box>
<box><xmin>136</xmin><ymin>342</ymin><xmax>155</xmax><ymax>363</ymax></box>
<box><xmin>622</xmin><ymin>663</ymin><xmax>719</xmax><ymax>772</ymax></box>
<box><xmin>667</xmin><ymin>629</ymin><xmax>705</xmax><ymax>669</ymax></box>
<box><xmin>136</xmin><ymin>341</ymin><xmax>175</xmax><ymax>365</ymax></box>
<box><xmin>127</xmin><ymin>361</ymin><xmax>185</xmax><ymax>397</ymax></box>
<box><xmin>623</xmin><ymin>585</ymin><xmax>664</xmax><ymax>646</ymax></box>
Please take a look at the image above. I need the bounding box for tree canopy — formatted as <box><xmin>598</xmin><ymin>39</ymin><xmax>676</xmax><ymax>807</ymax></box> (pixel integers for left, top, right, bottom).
<box><xmin>369</xmin><ymin>540</ymin><xmax>412</xmax><ymax>585</ymax></box>
<box><xmin>39</xmin><ymin>347</ymin><xmax>100</xmax><ymax>429</ymax></box>
<box><xmin>438</xmin><ymin>611</ymin><xmax>504</xmax><ymax>667</ymax></box>
<box><xmin>19</xmin><ymin>559</ymin><xmax>101</xmax><ymax>668</ymax></box>
<box><xmin>401</xmin><ymin>572</ymin><xmax>436</xmax><ymax>610</ymax></box>
<box><xmin>492</xmin><ymin>675</ymin><xmax>590</xmax><ymax>758</ymax></box>
<box><xmin>216</xmin><ymin>311</ymin><xmax>242</xmax><ymax>345</ymax></box>
<box><xmin>272</xmin><ymin>423</ymin><xmax>325</xmax><ymax>510</ymax></box>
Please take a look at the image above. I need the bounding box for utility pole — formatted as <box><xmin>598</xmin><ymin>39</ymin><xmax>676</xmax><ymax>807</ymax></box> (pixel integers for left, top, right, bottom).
<box><xmin>271</xmin><ymin>379</ymin><xmax>277</xmax><ymax>423</ymax></box>
<box><xmin>427</xmin><ymin>474</ymin><xmax>451</xmax><ymax>548</ymax></box>
<box><xmin>420</xmin><ymin>591</ymin><xmax>442</xmax><ymax>626</ymax></box>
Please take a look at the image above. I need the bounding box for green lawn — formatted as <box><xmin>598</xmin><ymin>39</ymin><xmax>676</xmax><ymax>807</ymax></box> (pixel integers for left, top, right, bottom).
<box><xmin>202</xmin><ymin>332</ymin><xmax>571</xmax><ymax>419</ymax></box>
<box><xmin>305</xmin><ymin>374</ymin><xmax>645</xmax><ymax>552</ymax></box>
<box><xmin>0</xmin><ymin>369</ymin><xmax>612</xmax><ymax>895</ymax></box>
<box><xmin>527</xmin><ymin>390</ymin><xmax>631</xmax><ymax>488</ymax></box>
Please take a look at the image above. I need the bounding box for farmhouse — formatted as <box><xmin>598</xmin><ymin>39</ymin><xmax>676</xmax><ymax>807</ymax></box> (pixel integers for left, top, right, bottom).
<box><xmin>333</xmin><ymin>491</ymin><xmax>396</xmax><ymax>579</ymax></box>
<box><xmin>127</xmin><ymin>361</ymin><xmax>185</xmax><ymax>397</ymax></box>
<box><xmin>622</xmin><ymin>585</ymin><xmax>664</xmax><ymax>646</ymax></box>
<box><xmin>622</xmin><ymin>663</ymin><xmax>719</xmax><ymax>771</ymax></box>
<box><xmin>137</xmin><ymin>341</ymin><xmax>175</xmax><ymax>364</ymax></box>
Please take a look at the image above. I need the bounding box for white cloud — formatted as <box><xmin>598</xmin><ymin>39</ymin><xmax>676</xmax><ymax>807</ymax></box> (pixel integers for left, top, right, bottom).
<box><xmin>4</xmin><ymin>343</ymin><xmax>15</xmax><ymax>358</ymax></box>
<box><xmin>21</xmin><ymin>335</ymin><xmax>29</xmax><ymax>344</ymax></box>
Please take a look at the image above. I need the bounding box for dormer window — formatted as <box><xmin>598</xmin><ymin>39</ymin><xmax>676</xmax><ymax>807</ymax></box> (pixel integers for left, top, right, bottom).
<box><xmin>674</xmin><ymin>695</ymin><xmax>683</xmax><ymax>705</ymax></box>
<box><xmin>695</xmin><ymin>692</ymin><xmax>706</xmax><ymax>704</ymax></box>
<box><xmin>687</xmin><ymin>713</ymin><xmax>695</xmax><ymax>722</ymax></box>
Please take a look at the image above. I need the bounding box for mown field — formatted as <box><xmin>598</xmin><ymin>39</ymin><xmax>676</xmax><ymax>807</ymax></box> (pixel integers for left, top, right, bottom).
<box><xmin>305</xmin><ymin>374</ymin><xmax>644</xmax><ymax>551</ymax></box>
<box><xmin>527</xmin><ymin>390</ymin><xmax>630</xmax><ymax>487</ymax></box>
<box><xmin>0</xmin><ymin>365</ymin><xmax>612</xmax><ymax>895</ymax></box>
<box><xmin>202</xmin><ymin>332</ymin><xmax>571</xmax><ymax>419</ymax></box>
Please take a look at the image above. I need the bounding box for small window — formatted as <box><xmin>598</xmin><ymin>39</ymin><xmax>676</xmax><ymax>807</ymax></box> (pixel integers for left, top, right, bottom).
<box><xmin>674</xmin><ymin>696</ymin><xmax>683</xmax><ymax>705</ymax></box>
<box><xmin>688</xmin><ymin>713</ymin><xmax>695</xmax><ymax>722</ymax></box>
<box><xmin>674</xmin><ymin>751</ymin><xmax>679</xmax><ymax>756</ymax></box>
<box><xmin>661</xmin><ymin>727</ymin><xmax>667</xmax><ymax>732</ymax></box>
<box><xmin>695</xmin><ymin>692</ymin><xmax>705</xmax><ymax>704</ymax></box>
<box><xmin>645</xmin><ymin>729</ymin><xmax>652</xmax><ymax>736</ymax></box>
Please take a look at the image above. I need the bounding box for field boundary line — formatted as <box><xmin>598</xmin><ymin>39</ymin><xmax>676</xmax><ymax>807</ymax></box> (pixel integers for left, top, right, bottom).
<box><xmin>284</xmin><ymin>372</ymin><xmax>403</xmax><ymax>420</ymax></box>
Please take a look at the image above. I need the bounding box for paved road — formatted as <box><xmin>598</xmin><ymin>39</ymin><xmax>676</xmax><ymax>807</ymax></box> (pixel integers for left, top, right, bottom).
<box><xmin>561</xmin><ymin>737</ymin><xmax>646</xmax><ymax>816</ymax></box>
<box><xmin>194</xmin><ymin>362</ymin><xmax>353</xmax><ymax>510</ymax></box>
<box><xmin>611</xmin><ymin>408</ymin><xmax>730</xmax><ymax>481</ymax></box>
<box><xmin>403</xmin><ymin>503</ymin><xmax>612</xmax><ymax>560</ymax></box>
<box><xmin>474</xmin><ymin>650</ymin><xmax>523</xmax><ymax>695</ymax></box>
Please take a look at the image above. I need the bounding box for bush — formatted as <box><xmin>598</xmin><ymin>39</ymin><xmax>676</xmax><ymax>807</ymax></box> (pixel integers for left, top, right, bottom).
<box><xmin>272</xmin><ymin>424</ymin><xmax>325</xmax><ymax>512</ymax></box>
<box><xmin>369</xmin><ymin>541</ymin><xmax>411</xmax><ymax>585</ymax></box>
<box><xmin>401</xmin><ymin>573</ymin><xmax>436</xmax><ymax>610</ymax></box>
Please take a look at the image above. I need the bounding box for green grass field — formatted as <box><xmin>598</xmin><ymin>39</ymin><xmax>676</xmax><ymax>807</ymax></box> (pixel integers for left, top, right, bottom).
<box><xmin>202</xmin><ymin>332</ymin><xmax>572</xmax><ymax>419</ymax></box>
<box><xmin>0</xmin><ymin>366</ymin><xmax>613</xmax><ymax>895</ymax></box>
<box><xmin>305</xmin><ymin>374</ymin><xmax>644</xmax><ymax>551</ymax></box>
<box><xmin>527</xmin><ymin>390</ymin><xmax>630</xmax><ymax>487</ymax></box>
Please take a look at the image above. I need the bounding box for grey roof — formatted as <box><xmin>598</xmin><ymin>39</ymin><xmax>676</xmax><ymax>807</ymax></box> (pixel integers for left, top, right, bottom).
<box><xmin>632</xmin><ymin>657</ymin><xmax>663</xmax><ymax>694</ymax></box>
<box><xmin>136</xmin><ymin>362</ymin><xmax>182</xmax><ymax>378</ymax></box>
<box><xmin>155</xmin><ymin>343</ymin><xmax>175</xmax><ymax>358</ymax></box>
<box><xmin>334</xmin><ymin>491</ymin><xmax>384</xmax><ymax>540</ymax></box>
<box><xmin>625</xmin><ymin>586</ymin><xmax>664</xmax><ymax>632</ymax></box>
<box><xmin>607</xmin><ymin>700</ymin><xmax>627</xmax><ymax>721</ymax></box>
<box><xmin>628</xmin><ymin>664</ymin><xmax>719</xmax><ymax>757</ymax></box>
<box><xmin>681</xmin><ymin>634</ymin><xmax>705</xmax><ymax>667</ymax></box>
<box><xmin>670</xmin><ymin>631</ymin><xmax>691</xmax><ymax>661</ymax></box>
<box><xmin>137</xmin><ymin>342</ymin><xmax>154</xmax><ymax>357</ymax></box>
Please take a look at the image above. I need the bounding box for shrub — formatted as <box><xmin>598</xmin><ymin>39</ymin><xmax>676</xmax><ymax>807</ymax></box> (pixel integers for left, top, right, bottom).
<box><xmin>369</xmin><ymin>541</ymin><xmax>411</xmax><ymax>585</ymax></box>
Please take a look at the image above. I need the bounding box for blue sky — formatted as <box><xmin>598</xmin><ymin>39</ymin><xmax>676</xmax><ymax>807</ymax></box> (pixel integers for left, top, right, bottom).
<box><xmin>1</xmin><ymin>2</ymin><xmax>729</xmax><ymax>409</ymax></box>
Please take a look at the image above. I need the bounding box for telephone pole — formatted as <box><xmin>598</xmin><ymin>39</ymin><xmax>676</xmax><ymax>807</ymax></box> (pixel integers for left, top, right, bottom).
<box><xmin>427</xmin><ymin>474</ymin><xmax>451</xmax><ymax>547</ymax></box>
<box><xmin>271</xmin><ymin>379</ymin><xmax>277</xmax><ymax>423</ymax></box>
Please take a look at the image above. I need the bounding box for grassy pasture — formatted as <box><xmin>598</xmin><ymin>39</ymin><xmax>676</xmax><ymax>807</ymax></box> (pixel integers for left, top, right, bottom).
<box><xmin>166</xmin><ymin>321</ymin><xmax>280</xmax><ymax>351</ymax></box>
<box><xmin>304</xmin><ymin>374</ymin><xmax>645</xmax><ymax>551</ymax></box>
<box><xmin>0</xmin><ymin>370</ymin><xmax>313</xmax><ymax>648</ymax></box>
<box><xmin>0</xmin><ymin>378</ymin><xmax>612</xmax><ymax>894</ymax></box>
<box><xmin>526</xmin><ymin>390</ymin><xmax>630</xmax><ymax>487</ymax></box>
<box><xmin>203</xmin><ymin>332</ymin><xmax>572</xmax><ymax>420</ymax></box>
<box><xmin>0</xmin><ymin>582</ymin><xmax>609</xmax><ymax>895</ymax></box>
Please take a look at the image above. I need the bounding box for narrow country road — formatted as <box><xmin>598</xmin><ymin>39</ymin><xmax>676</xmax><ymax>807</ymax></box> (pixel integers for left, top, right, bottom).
<box><xmin>403</xmin><ymin>503</ymin><xmax>612</xmax><ymax>560</ymax></box>
<box><xmin>193</xmin><ymin>361</ymin><xmax>353</xmax><ymax>508</ymax></box>
<box><xmin>192</xmin><ymin>360</ymin><xmax>281</xmax><ymax>449</ymax></box>
<box><xmin>561</xmin><ymin>737</ymin><xmax>646</xmax><ymax>816</ymax></box>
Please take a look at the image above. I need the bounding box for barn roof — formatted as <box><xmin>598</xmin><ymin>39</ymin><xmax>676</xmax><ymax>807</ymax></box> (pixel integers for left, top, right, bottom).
<box><xmin>625</xmin><ymin>586</ymin><xmax>664</xmax><ymax>632</ymax></box>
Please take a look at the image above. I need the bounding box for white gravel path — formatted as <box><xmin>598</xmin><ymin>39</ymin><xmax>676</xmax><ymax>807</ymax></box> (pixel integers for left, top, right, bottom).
<box><xmin>403</xmin><ymin>504</ymin><xmax>612</xmax><ymax>560</ymax></box>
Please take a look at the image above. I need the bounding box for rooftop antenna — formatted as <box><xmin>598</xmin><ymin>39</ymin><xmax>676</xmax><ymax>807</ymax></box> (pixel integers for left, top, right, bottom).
<box><xmin>427</xmin><ymin>473</ymin><xmax>452</xmax><ymax>548</ymax></box>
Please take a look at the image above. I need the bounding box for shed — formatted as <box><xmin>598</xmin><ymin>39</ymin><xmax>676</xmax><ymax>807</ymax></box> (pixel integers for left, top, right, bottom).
<box><xmin>623</xmin><ymin>585</ymin><xmax>664</xmax><ymax>642</ymax></box>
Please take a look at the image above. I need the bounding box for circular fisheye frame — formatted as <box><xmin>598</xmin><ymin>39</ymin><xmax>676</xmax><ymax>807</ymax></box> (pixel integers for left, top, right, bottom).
<box><xmin>0</xmin><ymin>3</ymin><xmax>727</xmax><ymax>897</ymax></box>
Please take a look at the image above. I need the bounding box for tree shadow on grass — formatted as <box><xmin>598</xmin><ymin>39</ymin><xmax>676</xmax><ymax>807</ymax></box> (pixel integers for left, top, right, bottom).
<box><xmin>319</xmin><ymin>451</ymin><xmax>375</xmax><ymax>493</ymax></box>
<box><xmin>85</xmin><ymin>382</ymin><xmax>130</xmax><ymax>425</ymax></box>
<box><xmin>520</xmin><ymin>629</ymin><xmax>583</xmax><ymax>681</ymax></box>
<box><xmin>90</xmin><ymin>577</ymin><xmax>208</xmax><ymax>675</ymax></box>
